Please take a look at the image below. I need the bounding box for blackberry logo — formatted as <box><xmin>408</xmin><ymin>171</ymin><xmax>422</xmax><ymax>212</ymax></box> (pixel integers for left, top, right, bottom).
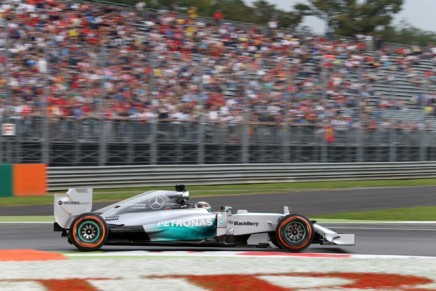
<box><xmin>228</xmin><ymin>221</ymin><xmax>259</xmax><ymax>227</ymax></box>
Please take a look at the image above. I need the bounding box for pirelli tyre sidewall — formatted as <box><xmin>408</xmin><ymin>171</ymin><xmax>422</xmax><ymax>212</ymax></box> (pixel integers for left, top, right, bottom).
<box><xmin>69</xmin><ymin>213</ymin><xmax>108</xmax><ymax>251</ymax></box>
<box><xmin>276</xmin><ymin>214</ymin><xmax>314</xmax><ymax>252</ymax></box>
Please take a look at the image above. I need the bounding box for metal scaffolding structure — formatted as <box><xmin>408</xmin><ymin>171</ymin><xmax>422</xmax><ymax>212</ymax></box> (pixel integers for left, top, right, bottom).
<box><xmin>0</xmin><ymin>116</ymin><xmax>435</xmax><ymax>166</ymax></box>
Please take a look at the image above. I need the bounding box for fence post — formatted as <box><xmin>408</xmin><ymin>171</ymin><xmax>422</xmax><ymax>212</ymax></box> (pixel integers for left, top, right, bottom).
<box><xmin>389</xmin><ymin>128</ymin><xmax>397</xmax><ymax>162</ymax></box>
<box><xmin>73</xmin><ymin>119</ymin><xmax>80</xmax><ymax>165</ymax></box>
<box><xmin>1</xmin><ymin>21</ymin><xmax>9</xmax><ymax>164</ymax></box>
<box><xmin>242</xmin><ymin>73</ymin><xmax>250</xmax><ymax>164</ymax></box>
<box><xmin>356</xmin><ymin>127</ymin><xmax>364</xmax><ymax>162</ymax></box>
<box><xmin>197</xmin><ymin>62</ymin><xmax>205</xmax><ymax>164</ymax></box>
<box><xmin>321</xmin><ymin>126</ymin><xmax>327</xmax><ymax>163</ymax></box>
<box><xmin>283</xmin><ymin>59</ymin><xmax>291</xmax><ymax>163</ymax></box>
<box><xmin>42</xmin><ymin>46</ymin><xmax>50</xmax><ymax>164</ymax></box>
<box><xmin>98</xmin><ymin>46</ymin><xmax>107</xmax><ymax>166</ymax></box>
<box><xmin>149</xmin><ymin>51</ymin><xmax>157</xmax><ymax>165</ymax></box>
<box><xmin>128</xmin><ymin>120</ymin><xmax>134</xmax><ymax>164</ymax></box>
<box><xmin>149</xmin><ymin>118</ymin><xmax>157</xmax><ymax>165</ymax></box>
<box><xmin>242</xmin><ymin>109</ymin><xmax>249</xmax><ymax>163</ymax></box>
<box><xmin>421</xmin><ymin>79</ymin><xmax>429</xmax><ymax>161</ymax></box>
<box><xmin>98</xmin><ymin>115</ymin><xmax>107</xmax><ymax>166</ymax></box>
<box><xmin>420</xmin><ymin>129</ymin><xmax>427</xmax><ymax>161</ymax></box>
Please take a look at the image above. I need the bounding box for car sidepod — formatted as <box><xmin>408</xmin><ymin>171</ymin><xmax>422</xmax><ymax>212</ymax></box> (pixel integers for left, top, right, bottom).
<box><xmin>142</xmin><ymin>210</ymin><xmax>217</xmax><ymax>241</ymax></box>
<box><xmin>226</xmin><ymin>212</ymin><xmax>281</xmax><ymax>235</ymax></box>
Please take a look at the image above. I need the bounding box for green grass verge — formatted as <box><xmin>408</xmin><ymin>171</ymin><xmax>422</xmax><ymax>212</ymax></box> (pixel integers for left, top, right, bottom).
<box><xmin>1</xmin><ymin>178</ymin><xmax>436</xmax><ymax>207</ymax></box>
<box><xmin>0</xmin><ymin>216</ymin><xmax>54</xmax><ymax>222</ymax></box>
<box><xmin>316</xmin><ymin>206</ymin><xmax>436</xmax><ymax>221</ymax></box>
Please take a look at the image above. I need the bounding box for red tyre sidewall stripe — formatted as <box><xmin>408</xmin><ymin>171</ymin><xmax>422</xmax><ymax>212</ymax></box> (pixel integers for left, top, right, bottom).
<box><xmin>277</xmin><ymin>215</ymin><xmax>313</xmax><ymax>250</ymax></box>
<box><xmin>72</xmin><ymin>216</ymin><xmax>106</xmax><ymax>248</ymax></box>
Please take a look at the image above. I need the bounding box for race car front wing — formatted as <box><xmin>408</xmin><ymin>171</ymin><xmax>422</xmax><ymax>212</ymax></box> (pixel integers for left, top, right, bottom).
<box><xmin>313</xmin><ymin>223</ymin><xmax>355</xmax><ymax>246</ymax></box>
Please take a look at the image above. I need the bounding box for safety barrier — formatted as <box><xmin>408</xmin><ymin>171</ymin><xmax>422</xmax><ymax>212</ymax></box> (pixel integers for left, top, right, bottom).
<box><xmin>48</xmin><ymin>162</ymin><xmax>436</xmax><ymax>190</ymax></box>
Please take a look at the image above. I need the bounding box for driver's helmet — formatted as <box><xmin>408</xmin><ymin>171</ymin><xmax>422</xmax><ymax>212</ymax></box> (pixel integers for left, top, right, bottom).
<box><xmin>194</xmin><ymin>201</ymin><xmax>212</xmax><ymax>212</ymax></box>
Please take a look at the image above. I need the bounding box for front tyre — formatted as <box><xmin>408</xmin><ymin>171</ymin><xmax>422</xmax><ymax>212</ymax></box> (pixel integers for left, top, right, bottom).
<box><xmin>69</xmin><ymin>213</ymin><xmax>108</xmax><ymax>251</ymax></box>
<box><xmin>275</xmin><ymin>214</ymin><xmax>314</xmax><ymax>252</ymax></box>
<box><xmin>268</xmin><ymin>232</ymin><xmax>282</xmax><ymax>249</ymax></box>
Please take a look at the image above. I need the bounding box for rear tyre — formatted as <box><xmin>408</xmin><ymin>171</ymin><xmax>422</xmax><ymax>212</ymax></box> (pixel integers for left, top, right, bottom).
<box><xmin>275</xmin><ymin>214</ymin><xmax>314</xmax><ymax>252</ymax></box>
<box><xmin>69</xmin><ymin>213</ymin><xmax>108</xmax><ymax>251</ymax></box>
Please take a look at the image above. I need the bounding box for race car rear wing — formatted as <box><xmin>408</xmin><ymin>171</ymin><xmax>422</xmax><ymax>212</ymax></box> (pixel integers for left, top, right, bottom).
<box><xmin>54</xmin><ymin>188</ymin><xmax>93</xmax><ymax>229</ymax></box>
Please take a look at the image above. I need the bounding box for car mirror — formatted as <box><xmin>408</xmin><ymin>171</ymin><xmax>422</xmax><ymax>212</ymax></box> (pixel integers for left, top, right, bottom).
<box><xmin>221</xmin><ymin>206</ymin><xmax>232</xmax><ymax>214</ymax></box>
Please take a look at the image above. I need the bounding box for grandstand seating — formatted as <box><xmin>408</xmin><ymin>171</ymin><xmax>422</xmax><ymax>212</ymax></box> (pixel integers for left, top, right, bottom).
<box><xmin>132</xmin><ymin>6</ymin><xmax>435</xmax><ymax>126</ymax></box>
<box><xmin>0</xmin><ymin>0</ymin><xmax>435</xmax><ymax>131</ymax></box>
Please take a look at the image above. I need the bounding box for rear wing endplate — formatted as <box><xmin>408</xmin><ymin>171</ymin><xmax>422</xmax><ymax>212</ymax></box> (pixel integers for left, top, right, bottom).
<box><xmin>54</xmin><ymin>188</ymin><xmax>93</xmax><ymax>229</ymax></box>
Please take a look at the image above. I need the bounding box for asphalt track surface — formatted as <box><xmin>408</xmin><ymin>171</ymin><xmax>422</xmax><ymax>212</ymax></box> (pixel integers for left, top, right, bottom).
<box><xmin>2</xmin><ymin>222</ymin><xmax>436</xmax><ymax>257</ymax></box>
<box><xmin>2</xmin><ymin>186</ymin><xmax>436</xmax><ymax>256</ymax></box>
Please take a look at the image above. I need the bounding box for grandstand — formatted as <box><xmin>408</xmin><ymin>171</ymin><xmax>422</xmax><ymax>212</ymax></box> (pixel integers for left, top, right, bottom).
<box><xmin>128</xmin><ymin>1</ymin><xmax>436</xmax><ymax>123</ymax></box>
<box><xmin>0</xmin><ymin>0</ymin><xmax>435</xmax><ymax>165</ymax></box>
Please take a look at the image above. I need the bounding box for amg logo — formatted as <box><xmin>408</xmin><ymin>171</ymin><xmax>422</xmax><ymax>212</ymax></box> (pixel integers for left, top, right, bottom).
<box><xmin>229</xmin><ymin>221</ymin><xmax>259</xmax><ymax>227</ymax></box>
<box><xmin>132</xmin><ymin>203</ymin><xmax>147</xmax><ymax>209</ymax></box>
<box><xmin>157</xmin><ymin>218</ymin><xmax>214</xmax><ymax>227</ymax></box>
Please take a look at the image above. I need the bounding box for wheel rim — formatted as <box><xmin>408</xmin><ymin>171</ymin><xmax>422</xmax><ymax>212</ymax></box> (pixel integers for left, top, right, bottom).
<box><xmin>77</xmin><ymin>220</ymin><xmax>101</xmax><ymax>243</ymax></box>
<box><xmin>282</xmin><ymin>221</ymin><xmax>307</xmax><ymax>245</ymax></box>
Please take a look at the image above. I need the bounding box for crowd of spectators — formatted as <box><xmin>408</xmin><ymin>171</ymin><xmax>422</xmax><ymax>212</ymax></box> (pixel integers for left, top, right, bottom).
<box><xmin>0</xmin><ymin>0</ymin><xmax>436</xmax><ymax>143</ymax></box>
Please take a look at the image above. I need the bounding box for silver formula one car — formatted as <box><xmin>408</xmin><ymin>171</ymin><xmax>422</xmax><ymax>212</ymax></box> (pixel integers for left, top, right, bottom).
<box><xmin>54</xmin><ymin>185</ymin><xmax>355</xmax><ymax>252</ymax></box>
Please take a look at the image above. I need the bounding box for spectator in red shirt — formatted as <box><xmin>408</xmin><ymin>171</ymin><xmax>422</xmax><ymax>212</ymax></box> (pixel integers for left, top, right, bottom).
<box><xmin>213</xmin><ymin>10</ymin><xmax>223</xmax><ymax>26</ymax></box>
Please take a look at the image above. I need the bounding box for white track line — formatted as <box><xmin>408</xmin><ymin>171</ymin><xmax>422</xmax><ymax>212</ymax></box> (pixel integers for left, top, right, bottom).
<box><xmin>63</xmin><ymin>250</ymin><xmax>436</xmax><ymax>260</ymax></box>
